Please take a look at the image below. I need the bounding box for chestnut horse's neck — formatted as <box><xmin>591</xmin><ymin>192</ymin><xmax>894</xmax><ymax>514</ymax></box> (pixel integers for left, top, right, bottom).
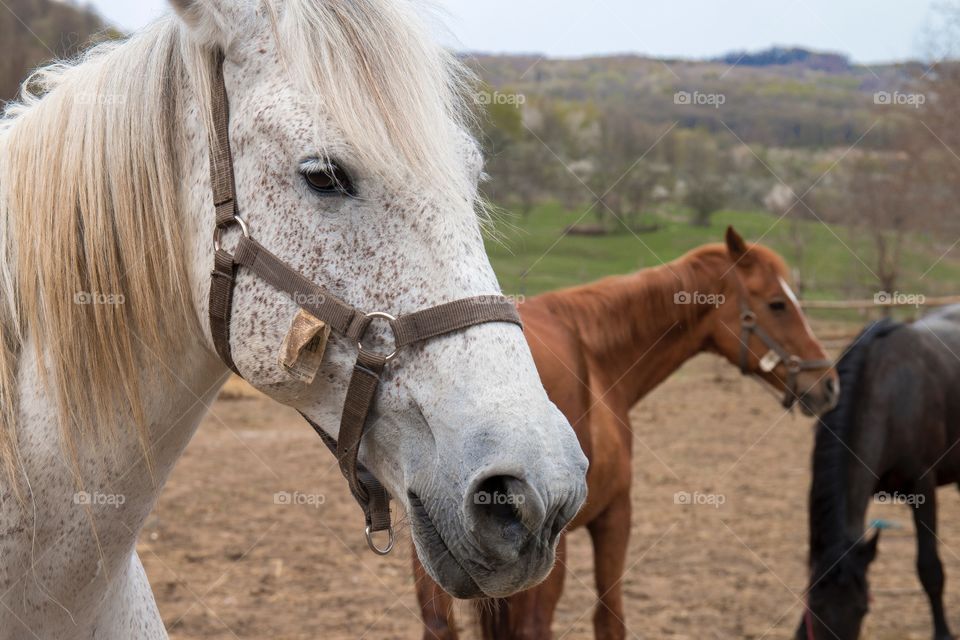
<box><xmin>538</xmin><ymin>250</ymin><xmax>731</xmax><ymax>412</ymax></box>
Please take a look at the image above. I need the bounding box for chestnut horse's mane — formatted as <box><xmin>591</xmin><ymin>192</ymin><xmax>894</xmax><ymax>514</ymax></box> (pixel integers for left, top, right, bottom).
<box><xmin>532</xmin><ymin>241</ymin><xmax>791</xmax><ymax>353</ymax></box>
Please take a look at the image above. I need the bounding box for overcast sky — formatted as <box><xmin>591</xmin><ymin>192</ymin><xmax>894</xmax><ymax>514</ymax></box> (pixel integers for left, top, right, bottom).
<box><xmin>88</xmin><ymin>0</ymin><xmax>942</xmax><ymax>63</ymax></box>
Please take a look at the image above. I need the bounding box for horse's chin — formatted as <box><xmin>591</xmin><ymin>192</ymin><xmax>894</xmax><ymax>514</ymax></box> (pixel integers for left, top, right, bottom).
<box><xmin>408</xmin><ymin>491</ymin><xmax>485</xmax><ymax>598</ymax></box>
<box><xmin>407</xmin><ymin>490</ymin><xmax>559</xmax><ymax>599</ymax></box>
<box><xmin>797</xmin><ymin>394</ymin><xmax>837</xmax><ymax>418</ymax></box>
<box><xmin>798</xmin><ymin>402</ymin><xmax>818</xmax><ymax>417</ymax></box>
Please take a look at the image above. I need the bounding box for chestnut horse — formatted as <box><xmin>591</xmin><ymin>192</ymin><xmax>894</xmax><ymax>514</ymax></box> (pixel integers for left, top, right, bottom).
<box><xmin>414</xmin><ymin>227</ymin><xmax>840</xmax><ymax>639</ymax></box>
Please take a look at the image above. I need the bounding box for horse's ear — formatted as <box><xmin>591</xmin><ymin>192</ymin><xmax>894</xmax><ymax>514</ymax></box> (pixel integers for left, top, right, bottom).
<box><xmin>168</xmin><ymin>0</ymin><xmax>235</xmax><ymax>49</ymax></box>
<box><xmin>725</xmin><ymin>226</ymin><xmax>754</xmax><ymax>267</ymax></box>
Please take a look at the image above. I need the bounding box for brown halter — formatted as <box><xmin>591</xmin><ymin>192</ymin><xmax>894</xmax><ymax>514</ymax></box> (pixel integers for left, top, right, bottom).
<box><xmin>732</xmin><ymin>274</ymin><xmax>832</xmax><ymax>410</ymax></box>
<box><xmin>205</xmin><ymin>52</ymin><xmax>522</xmax><ymax>554</ymax></box>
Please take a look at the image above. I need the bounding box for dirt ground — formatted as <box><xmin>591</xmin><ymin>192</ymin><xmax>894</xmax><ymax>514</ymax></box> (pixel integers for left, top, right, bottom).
<box><xmin>140</xmin><ymin>349</ymin><xmax>960</xmax><ymax>640</ymax></box>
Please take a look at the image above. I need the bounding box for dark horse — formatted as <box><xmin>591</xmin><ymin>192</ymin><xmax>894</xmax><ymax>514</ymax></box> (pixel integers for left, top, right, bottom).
<box><xmin>797</xmin><ymin>308</ymin><xmax>960</xmax><ymax>640</ymax></box>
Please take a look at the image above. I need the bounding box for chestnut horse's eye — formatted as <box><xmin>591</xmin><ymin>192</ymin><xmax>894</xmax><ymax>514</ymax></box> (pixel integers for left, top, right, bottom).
<box><xmin>769</xmin><ymin>300</ymin><xmax>788</xmax><ymax>313</ymax></box>
<box><xmin>301</xmin><ymin>160</ymin><xmax>355</xmax><ymax>196</ymax></box>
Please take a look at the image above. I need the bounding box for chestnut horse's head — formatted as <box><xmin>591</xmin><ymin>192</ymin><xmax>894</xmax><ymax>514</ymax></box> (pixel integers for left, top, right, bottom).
<box><xmin>708</xmin><ymin>227</ymin><xmax>839</xmax><ymax>416</ymax></box>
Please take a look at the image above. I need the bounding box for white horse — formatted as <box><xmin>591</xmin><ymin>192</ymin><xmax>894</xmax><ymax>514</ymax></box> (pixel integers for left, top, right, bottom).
<box><xmin>0</xmin><ymin>1</ymin><xmax>588</xmax><ymax>637</ymax></box>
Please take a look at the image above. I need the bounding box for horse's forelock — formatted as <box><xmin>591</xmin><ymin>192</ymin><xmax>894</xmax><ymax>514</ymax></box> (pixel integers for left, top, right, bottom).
<box><xmin>272</xmin><ymin>0</ymin><xmax>479</xmax><ymax>201</ymax></box>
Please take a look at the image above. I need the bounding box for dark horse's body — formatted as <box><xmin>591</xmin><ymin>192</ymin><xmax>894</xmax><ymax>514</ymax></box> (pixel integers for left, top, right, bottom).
<box><xmin>798</xmin><ymin>306</ymin><xmax>960</xmax><ymax>640</ymax></box>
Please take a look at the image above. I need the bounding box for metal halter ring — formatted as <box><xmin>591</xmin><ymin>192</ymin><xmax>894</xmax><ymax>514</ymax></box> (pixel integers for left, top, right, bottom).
<box><xmin>740</xmin><ymin>310</ymin><xmax>757</xmax><ymax>328</ymax></box>
<box><xmin>786</xmin><ymin>355</ymin><xmax>803</xmax><ymax>373</ymax></box>
<box><xmin>358</xmin><ymin>312</ymin><xmax>400</xmax><ymax>362</ymax></box>
<box><xmin>365</xmin><ymin>525</ymin><xmax>396</xmax><ymax>556</ymax></box>
<box><xmin>213</xmin><ymin>214</ymin><xmax>250</xmax><ymax>252</ymax></box>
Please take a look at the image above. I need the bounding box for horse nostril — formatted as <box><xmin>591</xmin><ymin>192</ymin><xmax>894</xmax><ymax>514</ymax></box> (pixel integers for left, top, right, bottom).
<box><xmin>825</xmin><ymin>377</ymin><xmax>839</xmax><ymax>401</ymax></box>
<box><xmin>468</xmin><ymin>474</ymin><xmax>546</xmax><ymax>547</ymax></box>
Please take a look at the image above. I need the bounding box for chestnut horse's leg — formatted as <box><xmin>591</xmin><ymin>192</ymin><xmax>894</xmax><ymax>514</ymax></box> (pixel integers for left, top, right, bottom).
<box><xmin>413</xmin><ymin>551</ymin><xmax>459</xmax><ymax>640</ymax></box>
<box><xmin>587</xmin><ymin>490</ymin><xmax>631</xmax><ymax>640</ymax></box>
<box><xmin>912</xmin><ymin>481</ymin><xmax>954</xmax><ymax>640</ymax></box>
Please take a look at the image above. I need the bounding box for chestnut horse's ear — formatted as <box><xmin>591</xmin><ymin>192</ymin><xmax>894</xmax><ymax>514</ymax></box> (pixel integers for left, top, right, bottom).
<box><xmin>725</xmin><ymin>226</ymin><xmax>754</xmax><ymax>267</ymax></box>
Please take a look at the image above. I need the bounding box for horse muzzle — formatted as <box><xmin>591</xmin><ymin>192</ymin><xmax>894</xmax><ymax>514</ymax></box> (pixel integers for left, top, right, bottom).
<box><xmin>408</xmin><ymin>470</ymin><xmax>585</xmax><ymax>599</ymax></box>
<box><xmin>795</xmin><ymin>371</ymin><xmax>840</xmax><ymax>417</ymax></box>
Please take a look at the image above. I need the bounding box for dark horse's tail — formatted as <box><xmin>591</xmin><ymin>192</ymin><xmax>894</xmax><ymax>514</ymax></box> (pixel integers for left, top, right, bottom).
<box><xmin>809</xmin><ymin>317</ymin><xmax>902</xmax><ymax>559</ymax></box>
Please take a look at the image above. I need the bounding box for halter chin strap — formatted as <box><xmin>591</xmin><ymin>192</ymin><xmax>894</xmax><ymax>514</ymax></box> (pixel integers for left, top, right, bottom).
<box><xmin>205</xmin><ymin>51</ymin><xmax>522</xmax><ymax>554</ymax></box>
<box><xmin>731</xmin><ymin>274</ymin><xmax>832</xmax><ymax>410</ymax></box>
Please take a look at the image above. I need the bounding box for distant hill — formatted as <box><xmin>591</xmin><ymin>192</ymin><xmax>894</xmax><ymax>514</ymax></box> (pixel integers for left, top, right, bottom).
<box><xmin>0</xmin><ymin>0</ymin><xmax>115</xmax><ymax>103</ymax></box>
<box><xmin>466</xmin><ymin>49</ymin><xmax>921</xmax><ymax>149</ymax></box>
<box><xmin>2</xmin><ymin>9</ymin><xmax>921</xmax><ymax>154</ymax></box>
<box><xmin>714</xmin><ymin>46</ymin><xmax>852</xmax><ymax>73</ymax></box>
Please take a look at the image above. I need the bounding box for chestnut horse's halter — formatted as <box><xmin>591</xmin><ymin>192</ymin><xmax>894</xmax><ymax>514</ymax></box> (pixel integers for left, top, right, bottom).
<box><xmin>204</xmin><ymin>53</ymin><xmax>522</xmax><ymax>554</ymax></box>
<box><xmin>731</xmin><ymin>274</ymin><xmax>832</xmax><ymax>409</ymax></box>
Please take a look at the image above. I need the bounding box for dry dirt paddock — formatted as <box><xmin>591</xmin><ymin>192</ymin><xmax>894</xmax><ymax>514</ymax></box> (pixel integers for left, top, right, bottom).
<box><xmin>140</xmin><ymin>349</ymin><xmax>960</xmax><ymax>639</ymax></box>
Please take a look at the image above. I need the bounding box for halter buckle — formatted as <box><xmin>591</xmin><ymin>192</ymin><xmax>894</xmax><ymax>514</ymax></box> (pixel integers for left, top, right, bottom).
<box><xmin>213</xmin><ymin>214</ymin><xmax>250</xmax><ymax>252</ymax></box>
<box><xmin>358</xmin><ymin>312</ymin><xmax>400</xmax><ymax>362</ymax></box>
<box><xmin>365</xmin><ymin>525</ymin><xmax>396</xmax><ymax>555</ymax></box>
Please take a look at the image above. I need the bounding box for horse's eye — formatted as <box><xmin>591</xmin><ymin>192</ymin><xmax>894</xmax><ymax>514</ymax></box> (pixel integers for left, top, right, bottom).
<box><xmin>769</xmin><ymin>300</ymin><xmax>787</xmax><ymax>313</ymax></box>
<box><xmin>301</xmin><ymin>161</ymin><xmax>355</xmax><ymax>196</ymax></box>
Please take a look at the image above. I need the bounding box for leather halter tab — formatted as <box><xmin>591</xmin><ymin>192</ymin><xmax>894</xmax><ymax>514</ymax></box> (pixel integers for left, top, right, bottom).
<box><xmin>204</xmin><ymin>51</ymin><xmax>523</xmax><ymax>550</ymax></box>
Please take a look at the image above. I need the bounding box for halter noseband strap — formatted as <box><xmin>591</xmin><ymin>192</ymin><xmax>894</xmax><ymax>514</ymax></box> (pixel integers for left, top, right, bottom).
<box><xmin>731</xmin><ymin>274</ymin><xmax>832</xmax><ymax>409</ymax></box>
<box><xmin>205</xmin><ymin>52</ymin><xmax>523</xmax><ymax>554</ymax></box>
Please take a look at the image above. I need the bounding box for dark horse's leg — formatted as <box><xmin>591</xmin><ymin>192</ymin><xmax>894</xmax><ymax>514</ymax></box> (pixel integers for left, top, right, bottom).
<box><xmin>413</xmin><ymin>551</ymin><xmax>459</xmax><ymax>640</ymax></box>
<box><xmin>912</xmin><ymin>481</ymin><xmax>954</xmax><ymax>640</ymax></box>
<box><xmin>587</xmin><ymin>489</ymin><xmax>631</xmax><ymax>640</ymax></box>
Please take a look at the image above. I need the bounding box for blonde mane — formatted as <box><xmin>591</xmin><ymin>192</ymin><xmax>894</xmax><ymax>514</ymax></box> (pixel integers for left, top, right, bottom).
<box><xmin>0</xmin><ymin>0</ymin><xmax>478</xmax><ymax>489</ymax></box>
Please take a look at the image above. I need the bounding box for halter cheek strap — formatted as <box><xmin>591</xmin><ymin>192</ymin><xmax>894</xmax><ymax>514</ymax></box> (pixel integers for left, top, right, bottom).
<box><xmin>732</xmin><ymin>275</ymin><xmax>832</xmax><ymax>410</ymax></box>
<box><xmin>205</xmin><ymin>51</ymin><xmax>522</xmax><ymax>554</ymax></box>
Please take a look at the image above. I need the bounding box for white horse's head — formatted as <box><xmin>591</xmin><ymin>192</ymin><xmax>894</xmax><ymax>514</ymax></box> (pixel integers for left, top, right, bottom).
<box><xmin>170</xmin><ymin>0</ymin><xmax>587</xmax><ymax>598</ymax></box>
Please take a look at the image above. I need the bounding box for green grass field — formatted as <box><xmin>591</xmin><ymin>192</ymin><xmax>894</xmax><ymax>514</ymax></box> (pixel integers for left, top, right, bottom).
<box><xmin>485</xmin><ymin>204</ymin><xmax>960</xmax><ymax>315</ymax></box>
